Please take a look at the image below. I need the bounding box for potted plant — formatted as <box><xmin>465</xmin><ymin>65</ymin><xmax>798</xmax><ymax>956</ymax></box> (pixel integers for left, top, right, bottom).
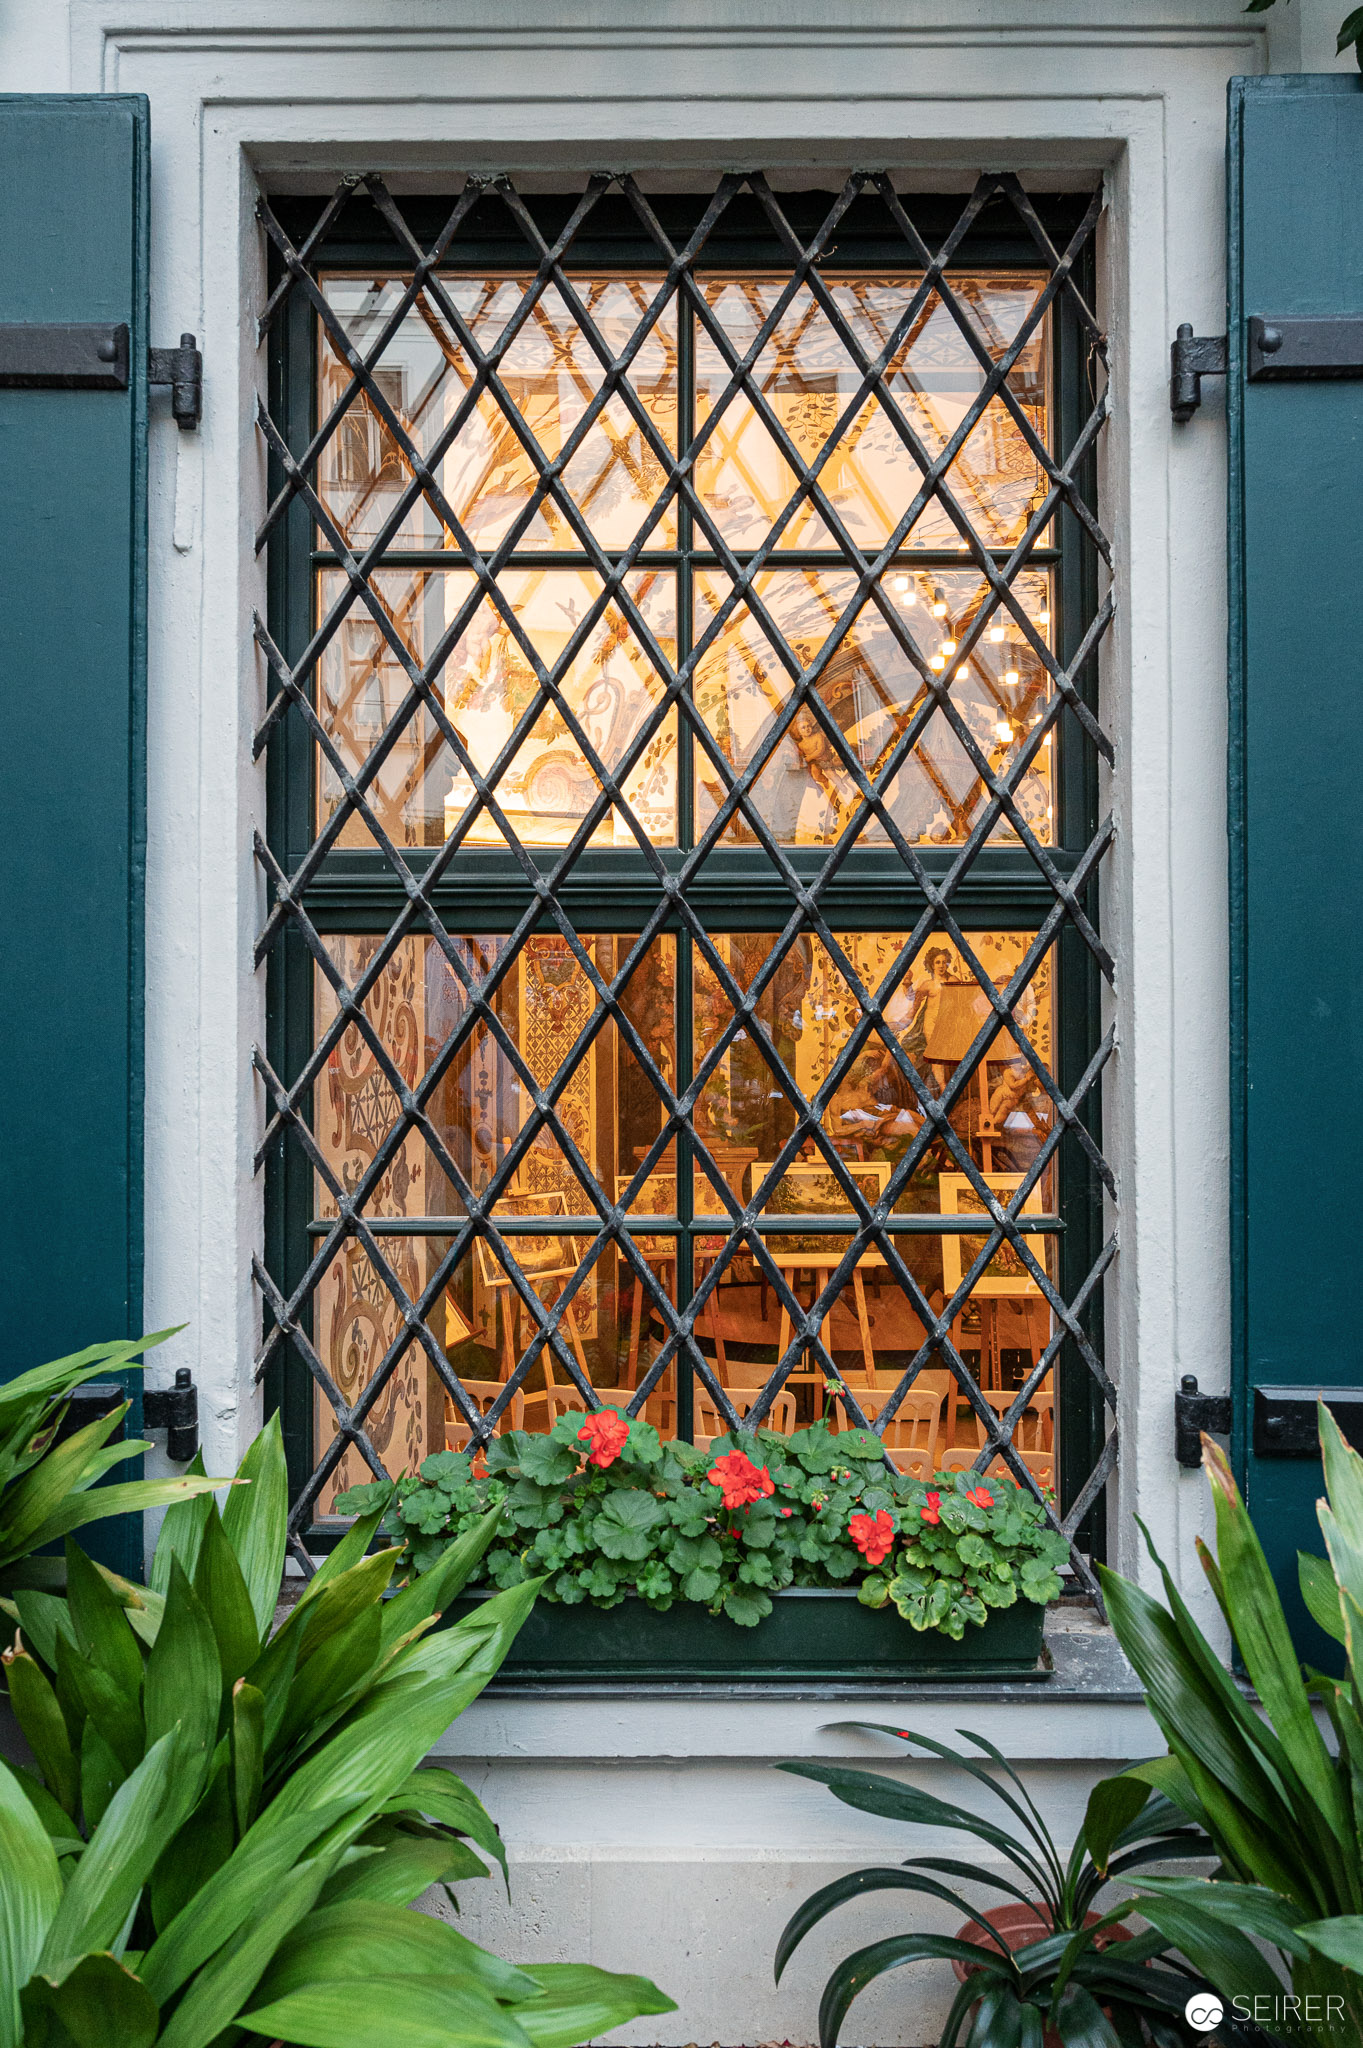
<box><xmin>774</xmin><ymin>1726</ymin><xmax>1252</xmax><ymax>2045</ymax></box>
<box><xmin>1</xmin><ymin>1408</ymin><xmax>675</xmax><ymax>2047</ymax></box>
<box><xmin>336</xmin><ymin>1407</ymin><xmax>1070</xmax><ymax>1682</ymax></box>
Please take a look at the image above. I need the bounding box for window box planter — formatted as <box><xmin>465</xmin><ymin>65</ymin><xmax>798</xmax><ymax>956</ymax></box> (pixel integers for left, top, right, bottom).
<box><xmin>444</xmin><ymin>1584</ymin><xmax>1047</xmax><ymax>1684</ymax></box>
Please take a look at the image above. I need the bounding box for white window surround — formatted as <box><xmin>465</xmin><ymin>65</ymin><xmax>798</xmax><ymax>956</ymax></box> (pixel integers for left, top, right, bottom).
<box><xmin>5</xmin><ymin>6</ymin><xmax>1347</xmax><ymax>2035</ymax></box>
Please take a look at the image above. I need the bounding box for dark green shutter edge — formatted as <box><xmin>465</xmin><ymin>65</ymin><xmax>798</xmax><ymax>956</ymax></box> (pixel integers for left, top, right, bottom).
<box><xmin>1227</xmin><ymin>73</ymin><xmax>1363</xmax><ymax>1654</ymax></box>
<box><xmin>0</xmin><ymin>97</ymin><xmax>150</xmax><ymax>1574</ymax></box>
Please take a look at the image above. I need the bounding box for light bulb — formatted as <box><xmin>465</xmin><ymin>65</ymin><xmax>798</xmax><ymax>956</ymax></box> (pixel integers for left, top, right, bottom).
<box><xmin>1004</xmin><ymin>668</ymin><xmax>1019</xmax><ymax>687</ymax></box>
<box><xmin>941</xmin><ymin>639</ymin><xmax>957</xmax><ymax>657</ymax></box>
<box><xmin>893</xmin><ymin>574</ymin><xmax>911</xmax><ymax>594</ymax></box>
<box><xmin>931</xmin><ymin>600</ymin><xmax>948</xmax><ymax>618</ymax></box>
<box><xmin>994</xmin><ymin>720</ymin><xmax>1013</xmax><ymax>742</ymax></box>
<box><xmin>988</xmin><ymin>625</ymin><xmax>1006</xmax><ymax>643</ymax></box>
<box><xmin>1047</xmin><ymin>804</ymin><xmax>1054</xmax><ymax>819</ymax></box>
<box><xmin>929</xmin><ymin>655</ymin><xmax>946</xmax><ymax>672</ymax></box>
<box><xmin>1038</xmin><ymin>608</ymin><xmax>1050</xmax><ymax>626</ymax></box>
<box><xmin>955</xmin><ymin>666</ymin><xmax>968</xmax><ymax>682</ymax></box>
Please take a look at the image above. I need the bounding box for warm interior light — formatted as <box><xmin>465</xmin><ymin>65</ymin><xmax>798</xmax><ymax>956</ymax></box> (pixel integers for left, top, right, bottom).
<box><xmin>1038</xmin><ymin>608</ymin><xmax>1051</xmax><ymax>626</ymax></box>
<box><xmin>929</xmin><ymin>655</ymin><xmax>946</xmax><ymax>672</ymax></box>
<box><xmin>1004</xmin><ymin>668</ymin><xmax>1020</xmax><ymax>686</ymax></box>
<box><xmin>994</xmin><ymin>720</ymin><xmax>1013</xmax><ymax>742</ymax></box>
<box><xmin>988</xmin><ymin>626</ymin><xmax>1006</xmax><ymax>643</ymax></box>
<box><xmin>892</xmin><ymin>574</ymin><xmax>911</xmax><ymax>594</ymax></box>
<box><xmin>931</xmin><ymin>600</ymin><xmax>948</xmax><ymax>618</ymax></box>
<box><xmin>941</xmin><ymin>639</ymin><xmax>957</xmax><ymax>657</ymax></box>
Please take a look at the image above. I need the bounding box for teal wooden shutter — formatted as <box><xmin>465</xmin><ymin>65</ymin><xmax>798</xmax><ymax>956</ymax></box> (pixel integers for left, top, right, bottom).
<box><xmin>0</xmin><ymin>97</ymin><xmax>150</xmax><ymax>1576</ymax></box>
<box><xmin>1229</xmin><ymin>73</ymin><xmax>1363</xmax><ymax>1655</ymax></box>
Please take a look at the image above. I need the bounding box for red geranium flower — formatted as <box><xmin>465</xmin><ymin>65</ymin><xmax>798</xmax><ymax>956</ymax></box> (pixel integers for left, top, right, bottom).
<box><xmin>707</xmin><ymin>1449</ymin><xmax>775</xmax><ymax>1509</ymax></box>
<box><xmin>848</xmin><ymin>1509</ymin><xmax>895</xmax><ymax>1567</ymax></box>
<box><xmin>919</xmin><ymin>1490</ymin><xmax>942</xmax><ymax>1526</ymax></box>
<box><xmin>966</xmin><ymin>1485</ymin><xmax>994</xmax><ymax>1510</ymax></box>
<box><xmin>578</xmin><ymin>1410</ymin><xmax>630</xmax><ymax>1468</ymax></box>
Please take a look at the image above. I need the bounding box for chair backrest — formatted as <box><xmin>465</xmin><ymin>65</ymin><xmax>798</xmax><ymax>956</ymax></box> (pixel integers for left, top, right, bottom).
<box><xmin>694</xmin><ymin>1386</ymin><xmax>796</xmax><ymax>1450</ymax></box>
<box><xmin>939</xmin><ymin>1444</ymin><xmax>1056</xmax><ymax>1499</ymax></box>
<box><xmin>444</xmin><ymin>1378</ymin><xmax>525</xmax><ymax>1448</ymax></box>
<box><xmin>838</xmin><ymin>1385</ymin><xmax>941</xmax><ymax>1463</ymax></box>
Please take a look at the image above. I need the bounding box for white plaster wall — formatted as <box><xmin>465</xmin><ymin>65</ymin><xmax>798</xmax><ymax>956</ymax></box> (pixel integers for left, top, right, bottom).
<box><xmin>0</xmin><ymin>5</ymin><xmax>1344</xmax><ymax>2034</ymax></box>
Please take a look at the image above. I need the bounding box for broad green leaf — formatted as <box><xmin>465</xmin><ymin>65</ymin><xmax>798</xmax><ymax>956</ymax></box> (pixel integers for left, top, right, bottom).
<box><xmin>295</xmin><ymin>1550</ymin><xmax>395</xmax><ymax>1669</ymax></box>
<box><xmin>252</xmin><ymin>1898</ymin><xmax>538</xmax><ymax>2005</ymax></box>
<box><xmin>815</xmin><ymin>1933</ymin><xmax>1011</xmax><ymax>2048</ymax></box>
<box><xmin>239</xmin><ymin>1974</ymin><xmax>535</xmax><ymax>2048</ymax></box>
<box><xmin>1135</xmin><ymin>1874</ymin><xmax>1308</xmax><ymax>1954</ymax></box>
<box><xmin>6</xmin><ymin>1762</ymin><xmax>82</xmax><ymax>1851</ymax></box>
<box><xmin>232</xmin><ymin>1679</ymin><xmax>265</xmax><ymax>1836</ymax></box>
<box><xmin>0</xmin><ymin>1332</ymin><xmax>174</xmax><ymax>1428</ymax></box>
<box><xmin>58</xmin><ymin>1636</ymin><xmax>143</xmax><ymax>1778</ymax></box>
<box><xmin>1117</xmin><ymin>1755</ymin><xmax>1207</xmax><ymax>1826</ymax></box>
<box><xmin>295</xmin><ymin>1508</ymin><xmax>388</xmax><ymax>1608</ymax></box>
<box><xmin>777</xmin><ymin>1761</ymin><xmax>1053</xmax><ymax>1899</ymax></box>
<box><xmin>1320</xmin><ymin>1402</ymin><xmax>1363</xmax><ymax>1554</ymax></box>
<box><xmin>1299</xmin><ymin>1551</ymin><xmax>1346</xmax><ymax>1647</ymax></box>
<box><xmin>65</xmin><ymin>1540</ymin><xmax>145</xmax><ymax>1704</ymax></box>
<box><xmin>775</xmin><ymin>1867</ymin><xmax>991</xmax><ymax>1985</ymax></box>
<box><xmin>12</xmin><ymin>1589</ymin><xmax>75</xmax><ymax>1672</ymax></box>
<box><xmin>143</xmin><ymin>1558</ymin><xmax>220</xmax><ymax>1782</ymax></box>
<box><xmin>222</xmin><ymin>1410</ymin><xmax>289</xmax><ymax>1636</ymax></box>
<box><xmin>139</xmin><ymin>1807</ymin><xmax>350</xmax><ymax>2005</ymax></box>
<box><xmin>19</xmin><ymin>1951</ymin><xmax>158</xmax><ymax>2048</ymax></box>
<box><xmin>79</xmin><ymin>1722</ymin><xmax>124</xmax><ymax>1835</ymax></box>
<box><xmin>383</xmin><ymin>1766</ymin><xmax>507</xmax><ymax>1885</ymax></box>
<box><xmin>151</xmin><ymin>1762</ymin><xmax>234</xmax><ymax>1931</ymax></box>
<box><xmin>1202</xmin><ymin>1439</ymin><xmax>1350</xmax><ymax>1856</ymax></box>
<box><xmin>3</xmin><ymin>1644</ymin><xmax>79</xmax><ymax>1816</ymax></box>
<box><xmin>28</xmin><ymin>1476</ymin><xmax>225</xmax><ymax>1556</ymax></box>
<box><xmin>378</xmin><ymin>1506</ymin><xmax>504</xmax><ymax>1655</ymax></box>
<box><xmin>1134</xmin><ymin>1890</ymin><xmax>1289</xmax><ymax>2005</ymax></box>
<box><xmin>156</xmin><ymin>1854</ymin><xmax>333</xmax><ymax>2048</ymax></box>
<box><xmin>1049</xmin><ymin>1982</ymin><xmax>1119</xmax><ymax>2047</ymax></box>
<box><xmin>271</xmin><ymin>1604</ymin><xmax>383</xmax><ymax>1763</ymax></box>
<box><xmin>1298</xmin><ymin>1914</ymin><xmax>1363</xmax><ymax>1970</ymax></box>
<box><xmin>39</xmin><ymin>1732</ymin><xmax>187</xmax><ymax>1973</ymax></box>
<box><xmin>93</xmin><ymin>1567</ymin><xmax>166</xmax><ymax>1650</ymax></box>
<box><xmin>319</xmin><ymin>1834</ymin><xmax>481</xmax><ymax>1908</ymax></box>
<box><xmin>193</xmin><ymin>1505</ymin><xmax>261</xmax><ymax>1683</ymax></box>
<box><xmin>150</xmin><ymin>1451</ymin><xmax>213</xmax><ymax>1598</ymax></box>
<box><xmin>508</xmin><ymin>1963</ymin><xmax>677</xmax><ymax>2048</ymax></box>
<box><xmin>0</xmin><ymin>1410</ymin><xmax>131</xmax><ymax>1562</ymax></box>
<box><xmin>0</xmin><ymin>1759</ymin><xmax>62</xmax><ymax>2048</ymax></box>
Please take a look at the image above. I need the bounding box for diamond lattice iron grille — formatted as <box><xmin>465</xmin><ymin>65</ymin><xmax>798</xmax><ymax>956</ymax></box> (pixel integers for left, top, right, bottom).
<box><xmin>253</xmin><ymin>170</ymin><xmax>1116</xmax><ymax>1595</ymax></box>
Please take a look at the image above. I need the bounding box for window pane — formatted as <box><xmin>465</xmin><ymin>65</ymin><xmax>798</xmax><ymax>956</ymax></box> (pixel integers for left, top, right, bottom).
<box><xmin>317</xmin><ymin>567</ymin><xmax>678</xmax><ymax>849</ymax></box>
<box><xmin>694</xmin><ymin>273</ymin><xmax>1050</xmax><ymax>552</ymax></box>
<box><xmin>317</xmin><ymin>273</ymin><xmax>677</xmax><ymax>553</ymax></box>
<box><xmin>693</xmin><ymin>565</ymin><xmax>1054</xmax><ymax>846</ymax></box>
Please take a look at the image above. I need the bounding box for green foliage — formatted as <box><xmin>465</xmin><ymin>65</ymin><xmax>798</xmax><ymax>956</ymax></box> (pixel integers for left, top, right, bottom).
<box><xmin>774</xmin><ymin>1726</ymin><xmax>1228</xmax><ymax>2047</ymax></box>
<box><xmin>337</xmin><ymin>1410</ymin><xmax>1068</xmax><ymax>1637</ymax></box>
<box><xmin>1243</xmin><ymin>0</ymin><xmax>1363</xmax><ymax>63</ymax></box>
<box><xmin>0</xmin><ymin>1335</ymin><xmax>222</xmax><ymax>1607</ymax></box>
<box><xmin>0</xmin><ymin>1412</ymin><xmax>675</xmax><ymax>2048</ymax></box>
<box><xmin>1098</xmin><ymin>1409</ymin><xmax>1363</xmax><ymax>2044</ymax></box>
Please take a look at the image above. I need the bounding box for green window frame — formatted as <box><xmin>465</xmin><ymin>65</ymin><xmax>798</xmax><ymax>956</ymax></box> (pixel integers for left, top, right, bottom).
<box><xmin>255</xmin><ymin>172</ymin><xmax>1113</xmax><ymax>1596</ymax></box>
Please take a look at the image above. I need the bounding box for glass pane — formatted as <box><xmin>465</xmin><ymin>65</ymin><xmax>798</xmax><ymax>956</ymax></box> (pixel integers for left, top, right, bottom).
<box><xmin>692</xmin><ymin>929</ymin><xmax>1055</xmax><ymax>1210</ymax></box>
<box><xmin>317</xmin><ymin>567</ymin><xmax>677</xmax><ymax>849</ymax></box>
<box><xmin>317</xmin><ymin>273</ymin><xmax>677</xmax><ymax>553</ymax></box>
<box><xmin>694</xmin><ymin>272</ymin><xmax>1050</xmax><ymax>552</ymax></box>
<box><xmin>693</xmin><ymin>565</ymin><xmax>1053</xmax><ymax>847</ymax></box>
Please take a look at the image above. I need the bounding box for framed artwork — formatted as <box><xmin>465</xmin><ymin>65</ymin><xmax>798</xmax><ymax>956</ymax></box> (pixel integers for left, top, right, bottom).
<box><xmin>938</xmin><ymin>1172</ymin><xmax>1048</xmax><ymax>1298</ymax></box>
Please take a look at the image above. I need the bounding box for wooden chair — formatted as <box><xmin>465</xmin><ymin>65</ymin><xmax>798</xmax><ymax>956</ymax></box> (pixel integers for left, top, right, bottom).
<box><xmin>833</xmin><ymin>1385</ymin><xmax>942</xmax><ymax>1478</ymax></box>
<box><xmin>694</xmin><ymin>1386</ymin><xmax>797</xmax><ymax>1452</ymax></box>
<box><xmin>473</xmin><ymin>1188</ymin><xmax>590</xmax><ymax>1385</ymax></box>
<box><xmin>444</xmin><ymin>1378</ymin><xmax>524</xmax><ymax>1451</ymax></box>
<box><xmin>961</xmin><ymin>1384</ymin><xmax>1053</xmax><ymax>1455</ymax></box>
<box><xmin>940</xmin><ymin>1444</ymin><xmax>1056</xmax><ymax>1498</ymax></box>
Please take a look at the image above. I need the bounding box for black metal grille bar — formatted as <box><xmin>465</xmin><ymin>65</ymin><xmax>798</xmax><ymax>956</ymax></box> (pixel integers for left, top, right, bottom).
<box><xmin>254</xmin><ymin>170</ymin><xmax>1115</xmax><ymax>1597</ymax></box>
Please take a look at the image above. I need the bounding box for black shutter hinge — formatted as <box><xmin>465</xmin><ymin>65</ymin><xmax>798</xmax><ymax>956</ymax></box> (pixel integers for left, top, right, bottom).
<box><xmin>142</xmin><ymin>1367</ymin><xmax>199</xmax><ymax>1461</ymax></box>
<box><xmin>148</xmin><ymin>333</ymin><xmax>202</xmax><ymax>429</ymax></box>
<box><xmin>1170</xmin><ymin>325</ymin><xmax>1228</xmax><ymax>422</ymax></box>
<box><xmin>1175</xmin><ymin>1374</ymin><xmax>1232</xmax><ymax>1466</ymax></box>
<box><xmin>0</xmin><ymin>322</ymin><xmax>200</xmax><ymax>428</ymax></box>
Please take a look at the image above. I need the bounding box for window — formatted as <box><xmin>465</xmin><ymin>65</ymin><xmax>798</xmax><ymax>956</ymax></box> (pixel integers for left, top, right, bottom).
<box><xmin>255</xmin><ymin>172</ymin><xmax>1114</xmax><ymax>1593</ymax></box>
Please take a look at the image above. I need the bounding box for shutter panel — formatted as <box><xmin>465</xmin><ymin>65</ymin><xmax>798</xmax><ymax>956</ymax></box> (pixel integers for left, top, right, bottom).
<box><xmin>1229</xmin><ymin>74</ymin><xmax>1363</xmax><ymax>1655</ymax></box>
<box><xmin>0</xmin><ymin>97</ymin><xmax>149</xmax><ymax>1577</ymax></box>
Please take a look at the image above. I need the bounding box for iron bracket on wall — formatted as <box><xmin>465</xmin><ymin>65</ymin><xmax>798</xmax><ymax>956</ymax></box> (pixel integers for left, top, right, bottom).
<box><xmin>1253</xmin><ymin>1384</ymin><xmax>1363</xmax><ymax>1458</ymax></box>
<box><xmin>1170</xmin><ymin>325</ymin><xmax>1229</xmax><ymax>422</ymax></box>
<box><xmin>142</xmin><ymin>1368</ymin><xmax>200</xmax><ymax>1461</ymax></box>
<box><xmin>0</xmin><ymin>321</ymin><xmax>201</xmax><ymax>427</ymax></box>
<box><xmin>1175</xmin><ymin>1374</ymin><xmax>1232</xmax><ymax>1467</ymax></box>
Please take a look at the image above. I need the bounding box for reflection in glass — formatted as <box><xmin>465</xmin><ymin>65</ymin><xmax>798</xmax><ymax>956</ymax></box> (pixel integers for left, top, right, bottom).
<box><xmin>694</xmin><ymin>273</ymin><xmax>1050</xmax><ymax>551</ymax></box>
<box><xmin>693</xmin><ymin>566</ymin><xmax>1053</xmax><ymax>846</ymax></box>
<box><xmin>318</xmin><ymin>274</ymin><xmax>678</xmax><ymax>552</ymax></box>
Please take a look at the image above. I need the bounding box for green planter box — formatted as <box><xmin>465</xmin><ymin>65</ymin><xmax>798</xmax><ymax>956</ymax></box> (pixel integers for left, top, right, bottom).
<box><xmin>447</xmin><ymin>1586</ymin><xmax>1047</xmax><ymax>1683</ymax></box>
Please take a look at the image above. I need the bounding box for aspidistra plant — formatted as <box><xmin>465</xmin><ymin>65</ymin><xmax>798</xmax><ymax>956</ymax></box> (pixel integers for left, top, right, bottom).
<box><xmin>1099</xmin><ymin>1408</ymin><xmax>1363</xmax><ymax>2047</ymax></box>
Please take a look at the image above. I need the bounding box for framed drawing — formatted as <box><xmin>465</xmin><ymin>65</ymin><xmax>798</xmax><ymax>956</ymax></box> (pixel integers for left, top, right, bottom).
<box><xmin>938</xmin><ymin>1172</ymin><xmax>1048</xmax><ymax>1298</ymax></box>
